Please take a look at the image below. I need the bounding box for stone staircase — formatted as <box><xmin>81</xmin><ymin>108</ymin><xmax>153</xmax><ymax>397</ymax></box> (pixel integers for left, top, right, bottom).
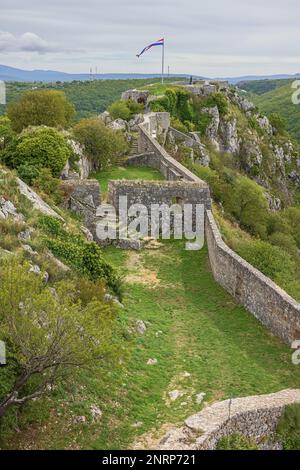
<box><xmin>129</xmin><ymin>135</ymin><xmax>139</xmax><ymax>156</ymax></box>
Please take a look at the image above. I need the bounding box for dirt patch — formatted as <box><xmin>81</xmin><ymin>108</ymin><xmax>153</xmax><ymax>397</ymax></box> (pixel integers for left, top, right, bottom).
<box><xmin>125</xmin><ymin>252</ymin><xmax>160</xmax><ymax>288</ymax></box>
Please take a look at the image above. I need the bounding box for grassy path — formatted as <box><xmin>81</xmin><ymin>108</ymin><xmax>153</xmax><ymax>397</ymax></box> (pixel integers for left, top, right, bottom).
<box><xmin>3</xmin><ymin>241</ymin><xmax>299</xmax><ymax>450</ymax></box>
<box><xmin>92</xmin><ymin>241</ymin><xmax>299</xmax><ymax>449</ymax></box>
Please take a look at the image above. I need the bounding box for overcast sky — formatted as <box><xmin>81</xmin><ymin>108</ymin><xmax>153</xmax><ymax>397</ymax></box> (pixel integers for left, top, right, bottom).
<box><xmin>0</xmin><ymin>0</ymin><xmax>299</xmax><ymax>77</ymax></box>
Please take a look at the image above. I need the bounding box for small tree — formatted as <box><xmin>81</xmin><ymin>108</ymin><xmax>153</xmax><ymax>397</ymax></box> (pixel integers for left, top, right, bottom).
<box><xmin>0</xmin><ymin>256</ymin><xmax>121</xmax><ymax>418</ymax></box>
<box><xmin>73</xmin><ymin>118</ymin><xmax>128</xmax><ymax>170</ymax></box>
<box><xmin>8</xmin><ymin>90</ymin><xmax>75</xmax><ymax>133</ymax></box>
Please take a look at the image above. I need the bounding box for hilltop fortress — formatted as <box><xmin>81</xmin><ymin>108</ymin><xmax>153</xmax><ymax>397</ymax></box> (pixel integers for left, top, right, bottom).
<box><xmin>61</xmin><ymin>82</ymin><xmax>300</xmax><ymax>347</ymax></box>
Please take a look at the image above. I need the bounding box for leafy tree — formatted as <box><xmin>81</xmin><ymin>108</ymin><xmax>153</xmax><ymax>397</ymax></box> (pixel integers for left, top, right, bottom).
<box><xmin>3</xmin><ymin>127</ymin><xmax>72</xmax><ymax>180</ymax></box>
<box><xmin>7</xmin><ymin>90</ymin><xmax>75</xmax><ymax>132</ymax></box>
<box><xmin>0</xmin><ymin>256</ymin><xmax>120</xmax><ymax>418</ymax></box>
<box><xmin>73</xmin><ymin>118</ymin><xmax>128</xmax><ymax>170</ymax></box>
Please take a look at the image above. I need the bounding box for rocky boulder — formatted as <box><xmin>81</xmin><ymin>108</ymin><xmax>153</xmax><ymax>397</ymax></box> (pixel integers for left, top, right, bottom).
<box><xmin>219</xmin><ymin>118</ymin><xmax>240</xmax><ymax>154</ymax></box>
<box><xmin>0</xmin><ymin>197</ymin><xmax>24</xmax><ymax>222</ymax></box>
<box><xmin>107</xmin><ymin>118</ymin><xmax>127</xmax><ymax>131</ymax></box>
<box><xmin>203</xmin><ymin>106</ymin><xmax>220</xmax><ymax>149</ymax></box>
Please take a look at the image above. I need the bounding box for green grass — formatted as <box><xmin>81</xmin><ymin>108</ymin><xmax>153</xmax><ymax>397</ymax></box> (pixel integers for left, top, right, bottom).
<box><xmin>3</xmin><ymin>240</ymin><xmax>299</xmax><ymax>450</ymax></box>
<box><xmin>139</xmin><ymin>83</ymin><xmax>183</xmax><ymax>96</ymax></box>
<box><xmin>93</xmin><ymin>166</ymin><xmax>164</xmax><ymax>198</ymax></box>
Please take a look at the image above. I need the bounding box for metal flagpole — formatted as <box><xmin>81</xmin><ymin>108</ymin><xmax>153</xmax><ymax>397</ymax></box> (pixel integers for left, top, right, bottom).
<box><xmin>161</xmin><ymin>39</ymin><xmax>165</xmax><ymax>84</ymax></box>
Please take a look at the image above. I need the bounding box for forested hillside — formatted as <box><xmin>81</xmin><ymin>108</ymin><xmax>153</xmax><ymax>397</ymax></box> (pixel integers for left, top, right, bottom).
<box><xmin>0</xmin><ymin>78</ymin><xmax>177</xmax><ymax>121</ymax></box>
<box><xmin>237</xmin><ymin>79</ymin><xmax>300</xmax><ymax>142</ymax></box>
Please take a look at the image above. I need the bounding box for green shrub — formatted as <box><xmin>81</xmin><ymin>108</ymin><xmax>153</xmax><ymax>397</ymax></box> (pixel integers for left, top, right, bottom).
<box><xmin>126</xmin><ymin>99</ymin><xmax>144</xmax><ymax>116</ymax></box>
<box><xmin>4</xmin><ymin>127</ymin><xmax>72</xmax><ymax>178</ymax></box>
<box><xmin>108</xmin><ymin>99</ymin><xmax>144</xmax><ymax>121</ymax></box>
<box><xmin>17</xmin><ymin>163</ymin><xmax>40</xmax><ymax>185</ymax></box>
<box><xmin>37</xmin><ymin>215</ymin><xmax>65</xmax><ymax>237</ymax></box>
<box><xmin>267</xmin><ymin>212</ymin><xmax>291</xmax><ymax>237</ymax></box>
<box><xmin>197</xmin><ymin>113</ymin><xmax>212</xmax><ymax>135</ymax></box>
<box><xmin>237</xmin><ymin>239</ymin><xmax>296</xmax><ymax>283</ymax></box>
<box><xmin>225</xmin><ymin>176</ymin><xmax>269</xmax><ymax>237</ymax></box>
<box><xmin>33</xmin><ymin>168</ymin><xmax>63</xmax><ymax>204</ymax></box>
<box><xmin>108</xmin><ymin>100</ymin><xmax>131</xmax><ymax>121</ymax></box>
<box><xmin>216</xmin><ymin>433</ymin><xmax>258</xmax><ymax>450</ymax></box>
<box><xmin>276</xmin><ymin>404</ymin><xmax>300</xmax><ymax>450</ymax></box>
<box><xmin>170</xmin><ymin>117</ymin><xmax>188</xmax><ymax>133</ymax></box>
<box><xmin>269</xmin><ymin>232</ymin><xmax>299</xmax><ymax>258</ymax></box>
<box><xmin>38</xmin><ymin>215</ymin><xmax>122</xmax><ymax>298</ymax></box>
<box><xmin>205</xmin><ymin>92</ymin><xmax>229</xmax><ymax>116</ymax></box>
<box><xmin>283</xmin><ymin>207</ymin><xmax>300</xmax><ymax>248</ymax></box>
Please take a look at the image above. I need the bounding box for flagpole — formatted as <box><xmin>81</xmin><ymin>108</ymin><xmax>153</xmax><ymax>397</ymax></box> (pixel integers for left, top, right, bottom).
<box><xmin>161</xmin><ymin>39</ymin><xmax>165</xmax><ymax>84</ymax></box>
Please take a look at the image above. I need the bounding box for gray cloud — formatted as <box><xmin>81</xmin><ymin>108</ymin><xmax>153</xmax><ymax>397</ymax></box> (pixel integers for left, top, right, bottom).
<box><xmin>0</xmin><ymin>0</ymin><xmax>300</xmax><ymax>76</ymax></box>
<box><xmin>0</xmin><ymin>31</ymin><xmax>55</xmax><ymax>53</ymax></box>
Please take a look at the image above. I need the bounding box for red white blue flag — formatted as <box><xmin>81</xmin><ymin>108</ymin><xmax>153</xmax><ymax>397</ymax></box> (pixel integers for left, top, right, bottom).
<box><xmin>136</xmin><ymin>38</ymin><xmax>164</xmax><ymax>58</ymax></box>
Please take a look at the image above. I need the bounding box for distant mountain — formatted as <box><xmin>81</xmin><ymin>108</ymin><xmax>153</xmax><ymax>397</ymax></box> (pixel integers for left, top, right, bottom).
<box><xmin>0</xmin><ymin>65</ymin><xmax>198</xmax><ymax>83</ymax></box>
<box><xmin>224</xmin><ymin>74</ymin><xmax>300</xmax><ymax>85</ymax></box>
<box><xmin>2</xmin><ymin>64</ymin><xmax>300</xmax><ymax>84</ymax></box>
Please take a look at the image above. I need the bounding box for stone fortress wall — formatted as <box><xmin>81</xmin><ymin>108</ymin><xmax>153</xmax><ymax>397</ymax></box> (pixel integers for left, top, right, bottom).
<box><xmin>62</xmin><ymin>87</ymin><xmax>300</xmax><ymax>347</ymax></box>
<box><xmin>120</xmin><ymin>100</ymin><xmax>300</xmax><ymax>346</ymax></box>
<box><xmin>158</xmin><ymin>389</ymin><xmax>300</xmax><ymax>450</ymax></box>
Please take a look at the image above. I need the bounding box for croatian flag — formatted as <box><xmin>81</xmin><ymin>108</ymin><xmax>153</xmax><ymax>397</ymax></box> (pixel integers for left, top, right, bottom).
<box><xmin>136</xmin><ymin>38</ymin><xmax>164</xmax><ymax>58</ymax></box>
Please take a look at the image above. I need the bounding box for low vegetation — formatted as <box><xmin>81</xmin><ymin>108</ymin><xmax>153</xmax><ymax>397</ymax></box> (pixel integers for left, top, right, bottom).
<box><xmin>276</xmin><ymin>404</ymin><xmax>300</xmax><ymax>450</ymax></box>
<box><xmin>2</xmin><ymin>240</ymin><xmax>299</xmax><ymax>449</ymax></box>
<box><xmin>216</xmin><ymin>433</ymin><xmax>258</xmax><ymax>450</ymax></box>
<box><xmin>108</xmin><ymin>100</ymin><xmax>144</xmax><ymax>121</ymax></box>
